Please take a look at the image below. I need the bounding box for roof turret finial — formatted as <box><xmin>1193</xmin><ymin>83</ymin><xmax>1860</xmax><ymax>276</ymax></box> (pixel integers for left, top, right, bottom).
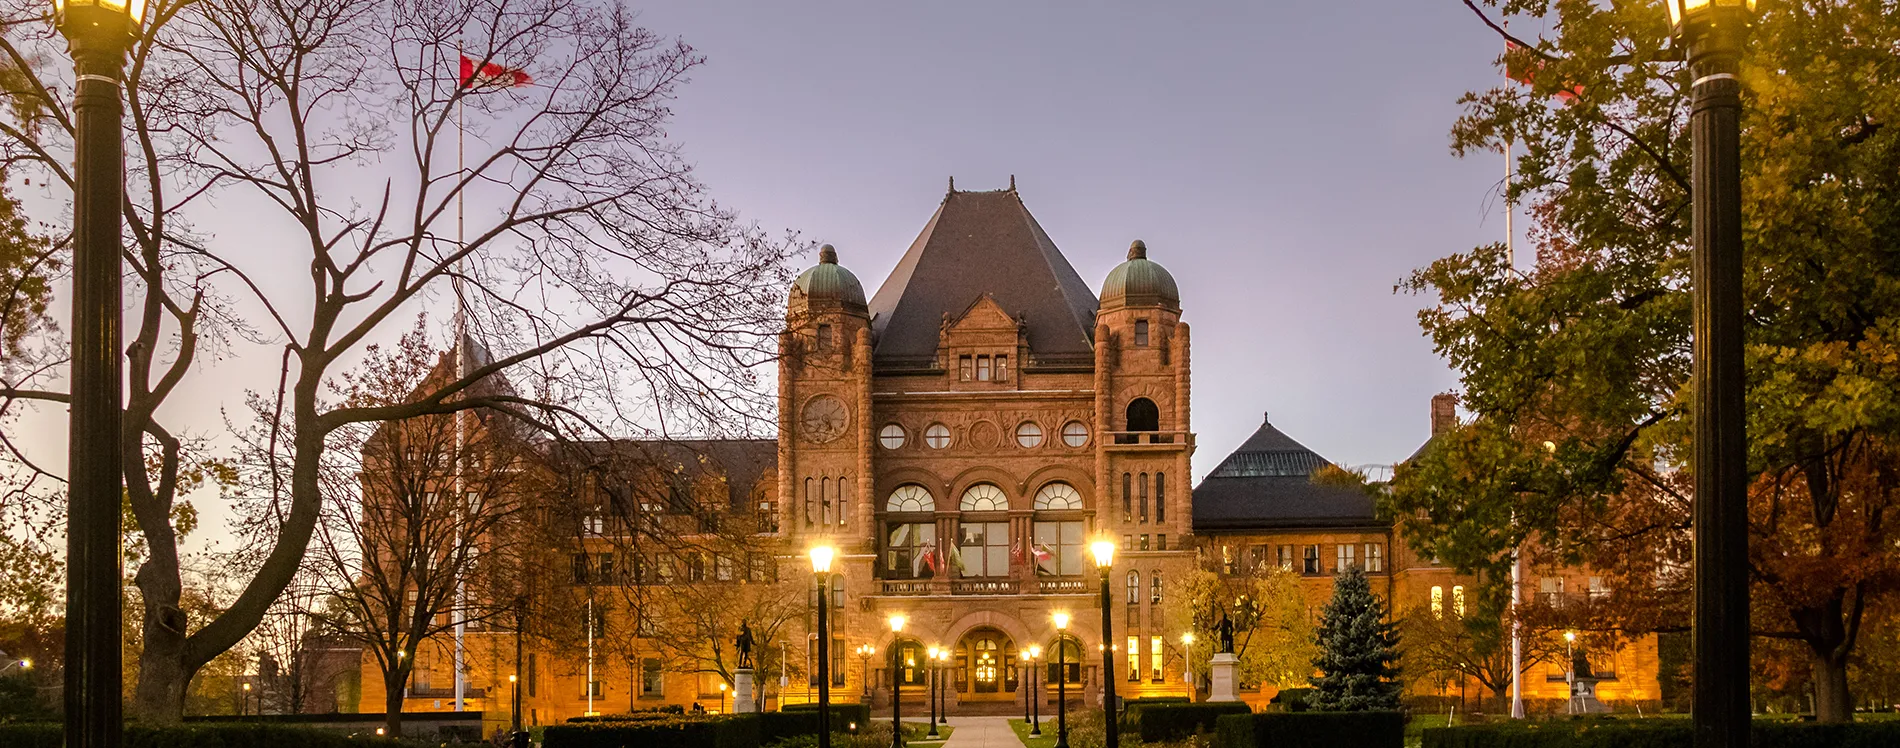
<box><xmin>818</xmin><ymin>244</ymin><xmax>837</xmax><ymax>264</ymax></box>
<box><xmin>1128</xmin><ymin>239</ymin><xmax>1148</xmax><ymax>260</ymax></box>
<box><xmin>948</xmin><ymin>176</ymin><xmax>955</xmax><ymax>193</ymax></box>
<box><xmin>1009</xmin><ymin>174</ymin><xmax>1016</xmax><ymax>191</ymax></box>
<box><xmin>1263</xmin><ymin>411</ymin><xmax>1271</xmax><ymax>424</ymax></box>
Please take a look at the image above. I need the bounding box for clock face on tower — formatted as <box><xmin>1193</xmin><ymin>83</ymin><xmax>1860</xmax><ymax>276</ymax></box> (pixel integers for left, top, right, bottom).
<box><xmin>800</xmin><ymin>395</ymin><xmax>849</xmax><ymax>444</ymax></box>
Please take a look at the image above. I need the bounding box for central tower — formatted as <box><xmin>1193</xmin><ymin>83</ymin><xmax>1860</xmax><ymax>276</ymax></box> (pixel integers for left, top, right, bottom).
<box><xmin>779</xmin><ymin>182</ymin><xmax>1196</xmax><ymax>706</ymax></box>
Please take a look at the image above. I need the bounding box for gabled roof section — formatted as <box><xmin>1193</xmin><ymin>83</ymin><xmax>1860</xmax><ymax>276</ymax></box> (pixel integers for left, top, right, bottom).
<box><xmin>868</xmin><ymin>186</ymin><xmax>1099</xmax><ymax>369</ymax></box>
<box><xmin>1193</xmin><ymin>414</ymin><xmax>1382</xmax><ymax>530</ymax></box>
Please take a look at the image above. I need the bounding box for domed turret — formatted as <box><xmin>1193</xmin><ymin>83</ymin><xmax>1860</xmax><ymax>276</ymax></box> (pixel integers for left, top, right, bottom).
<box><xmin>792</xmin><ymin>244</ymin><xmax>867</xmax><ymax>308</ymax></box>
<box><xmin>1099</xmin><ymin>239</ymin><xmax>1179</xmax><ymax>309</ymax></box>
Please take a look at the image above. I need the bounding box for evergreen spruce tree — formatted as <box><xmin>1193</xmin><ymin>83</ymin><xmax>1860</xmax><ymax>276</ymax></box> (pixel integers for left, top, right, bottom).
<box><xmin>1309</xmin><ymin>567</ymin><xmax>1402</xmax><ymax>711</ymax></box>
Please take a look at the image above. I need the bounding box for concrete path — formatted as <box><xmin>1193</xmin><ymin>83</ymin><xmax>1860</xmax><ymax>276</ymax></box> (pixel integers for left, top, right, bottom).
<box><xmin>936</xmin><ymin>716</ymin><xmax>1025</xmax><ymax>748</ymax></box>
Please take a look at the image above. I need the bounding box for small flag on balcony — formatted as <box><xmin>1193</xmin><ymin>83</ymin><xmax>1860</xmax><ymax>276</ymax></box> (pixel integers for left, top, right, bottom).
<box><xmin>460</xmin><ymin>54</ymin><xmax>533</xmax><ymax>89</ymax></box>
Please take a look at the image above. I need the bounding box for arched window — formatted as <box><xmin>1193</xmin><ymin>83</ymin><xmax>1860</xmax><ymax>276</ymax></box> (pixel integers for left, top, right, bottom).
<box><xmin>1126</xmin><ymin>398</ymin><xmax>1160</xmax><ymax>432</ymax></box>
<box><xmin>1151</xmin><ymin>571</ymin><xmax>1163</xmax><ymax>604</ymax></box>
<box><xmin>1155</xmin><ymin>473</ymin><xmax>1166</xmax><ymax>523</ymax></box>
<box><xmin>959</xmin><ymin>484</ymin><xmax>1007</xmax><ymax>512</ymax></box>
<box><xmin>1430</xmin><ymin>586</ymin><xmax>1445</xmax><ymax>619</ymax></box>
<box><xmin>1452</xmin><ymin>585</ymin><xmax>1466</xmax><ymax>618</ymax></box>
<box><xmin>1033</xmin><ymin>482</ymin><xmax>1083</xmax><ymax>510</ymax></box>
<box><xmin>1032</xmin><ymin>483</ymin><xmax>1084</xmax><ymax>576</ymax></box>
<box><xmin>1138</xmin><ymin>472</ymin><xmax>1149</xmax><ymax>522</ymax></box>
<box><xmin>1046</xmin><ymin>637</ymin><xmax>1083</xmax><ymax>684</ymax></box>
<box><xmin>886</xmin><ymin>485</ymin><xmax>935</xmax><ymax>513</ymax></box>
<box><xmin>1126</xmin><ymin>570</ymin><xmax>1140</xmax><ymax>604</ymax></box>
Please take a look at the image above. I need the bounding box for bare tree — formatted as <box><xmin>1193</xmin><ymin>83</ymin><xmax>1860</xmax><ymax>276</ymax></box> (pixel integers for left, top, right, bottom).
<box><xmin>0</xmin><ymin>0</ymin><xmax>794</xmax><ymax>721</ymax></box>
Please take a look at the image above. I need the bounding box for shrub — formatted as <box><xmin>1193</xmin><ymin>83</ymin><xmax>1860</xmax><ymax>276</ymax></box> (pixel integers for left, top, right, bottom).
<box><xmin>0</xmin><ymin>723</ymin><xmax>441</xmax><ymax>748</ymax></box>
<box><xmin>780</xmin><ymin>702</ymin><xmax>871</xmax><ymax>731</ymax></box>
<box><xmin>568</xmin><ymin>705</ymin><xmax>686</xmax><ymax>722</ymax></box>
<box><xmin>1269</xmin><ymin>687</ymin><xmax>1315</xmax><ymax>712</ymax></box>
<box><xmin>1126</xmin><ymin>702</ymin><xmax>1251</xmax><ymax>742</ymax></box>
<box><xmin>1216</xmin><ymin>710</ymin><xmax>1404</xmax><ymax>748</ymax></box>
<box><xmin>1420</xmin><ymin>719</ymin><xmax>1900</xmax><ymax>748</ymax></box>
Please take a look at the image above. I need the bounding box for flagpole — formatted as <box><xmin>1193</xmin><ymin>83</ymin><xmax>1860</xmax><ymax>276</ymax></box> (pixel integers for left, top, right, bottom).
<box><xmin>1502</xmin><ymin>27</ymin><xmax>1525</xmax><ymax>720</ymax></box>
<box><xmin>451</xmin><ymin>39</ymin><xmax>468</xmax><ymax>715</ymax></box>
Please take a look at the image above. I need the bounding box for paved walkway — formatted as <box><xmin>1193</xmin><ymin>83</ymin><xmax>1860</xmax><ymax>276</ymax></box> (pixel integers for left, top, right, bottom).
<box><xmin>935</xmin><ymin>716</ymin><xmax>1025</xmax><ymax>748</ymax></box>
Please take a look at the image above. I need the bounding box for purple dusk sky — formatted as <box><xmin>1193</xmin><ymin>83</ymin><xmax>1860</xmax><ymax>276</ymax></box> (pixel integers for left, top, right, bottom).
<box><xmin>633</xmin><ymin>1</ymin><xmax>1521</xmax><ymax>475</ymax></box>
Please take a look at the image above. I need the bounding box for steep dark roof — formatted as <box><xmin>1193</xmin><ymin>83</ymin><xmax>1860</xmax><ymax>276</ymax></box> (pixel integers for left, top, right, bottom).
<box><xmin>568</xmin><ymin>438</ymin><xmax>777</xmax><ymax>512</ymax></box>
<box><xmin>1192</xmin><ymin>416</ymin><xmax>1383</xmax><ymax>530</ymax></box>
<box><xmin>867</xmin><ymin>187</ymin><xmax>1099</xmax><ymax>369</ymax></box>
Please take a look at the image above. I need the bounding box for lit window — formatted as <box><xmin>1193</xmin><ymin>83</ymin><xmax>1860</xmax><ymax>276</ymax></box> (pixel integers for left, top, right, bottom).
<box><xmin>1430</xmin><ymin>586</ymin><xmax>1444</xmax><ymax>618</ymax></box>
<box><xmin>1016</xmin><ymin>421</ymin><xmax>1044</xmax><ymax>448</ymax></box>
<box><xmin>1127</xmin><ymin>636</ymin><xmax>1140</xmax><ymax>681</ymax></box>
<box><xmin>879</xmin><ymin>424</ymin><xmax>906</xmax><ymax>450</ymax></box>
<box><xmin>924</xmin><ymin>423</ymin><xmax>951</xmax><ymax>449</ymax></box>
<box><xmin>1452</xmin><ymin>586</ymin><xmax>1466</xmax><ymax>617</ymax></box>
<box><xmin>886</xmin><ymin>524</ymin><xmax>938</xmax><ymax>580</ymax></box>
<box><xmin>1061</xmin><ymin>421</ymin><xmax>1089</xmax><ymax>447</ymax></box>
<box><xmin>641</xmin><ymin>658</ymin><xmax>663</xmax><ymax>695</ymax></box>
<box><xmin>1150</xmin><ymin>635</ymin><xmax>1163</xmax><ymax>681</ymax></box>
<box><xmin>1364</xmin><ymin>543</ymin><xmax>1384</xmax><ymax>573</ymax></box>
<box><xmin>1337</xmin><ymin>543</ymin><xmax>1357</xmax><ymax>571</ymax></box>
<box><xmin>1588</xmin><ymin>576</ymin><xmax>1608</xmax><ymax>600</ymax></box>
<box><xmin>1277</xmin><ymin>545</ymin><xmax>1293</xmax><ymax>571</ymax></box>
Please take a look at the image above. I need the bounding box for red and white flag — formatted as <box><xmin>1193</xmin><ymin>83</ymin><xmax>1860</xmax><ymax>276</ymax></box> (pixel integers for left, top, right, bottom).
<box><xmin>460</xmin><ymin>54</ymin><xmax>533</xmax><ymax>89</ymax></box>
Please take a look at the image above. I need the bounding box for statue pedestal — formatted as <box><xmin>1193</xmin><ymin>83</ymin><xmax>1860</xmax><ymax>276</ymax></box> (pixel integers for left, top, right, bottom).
<box><xmin>1569</xmin><ymin>678</ymin><xmax>1609</xmax><ymax>714</ymax></box>
<box><xmin>733</xmin><ymin>668</ymin><xmax>758</xmax><ymax>713</ymax></box>
<box><xmin>1208</xmin><ymin>653</ymin><xmax>1240</xmax><ymax>703</ymax></box>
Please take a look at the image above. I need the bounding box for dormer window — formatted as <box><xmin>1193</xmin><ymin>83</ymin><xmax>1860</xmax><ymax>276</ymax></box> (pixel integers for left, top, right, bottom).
<box><xmin>976</xmin><ymin>355</ymin><xmax>992</xmax><ymax>381</ymax></box>
<box><xmin>1134</xmin><ymin>320</ymin><xmax>1150</xmax><ymax>346</ymax></box>
<box><xmin>958</xmin><ymin>353</ymin><xmax>1011</xmax><ymax>382</ymax></box>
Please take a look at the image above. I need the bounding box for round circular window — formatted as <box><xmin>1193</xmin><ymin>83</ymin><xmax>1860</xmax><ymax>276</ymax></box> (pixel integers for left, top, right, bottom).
<box><xmin>1061</xmin><ymin>420</ymin><xmax>1089</xmax><ymax>447</ymax></box>
<box><xmin>924</xmin><ymin>423</ymin><xmax>952</xmax><ymax>449</ymax></box>
<box><xmin>1016</xmin><ymin>421</ymin><xmax>1044</xmax><ymax>448</ymax></box>
<box><xmin>879</xmin><ymin>423</ymin><xmax>907</xmax><ymax>450</ymax></box>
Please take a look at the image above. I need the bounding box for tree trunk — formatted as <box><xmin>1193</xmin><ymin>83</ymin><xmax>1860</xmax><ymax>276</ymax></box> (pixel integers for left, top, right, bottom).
<box><xmin>1811</xmin><ymin>649</ymin><xmax>1851</xmax><ymax>723</ymax></box>
<box><xmin>384</xmin><ymin>668</ymin><xmax>407</xmax><ymax>736</ymax></box>
<box><xmin>130</xmin><ymin>560</ymin><xmax>191</xmax><ymax>723</ymax></box>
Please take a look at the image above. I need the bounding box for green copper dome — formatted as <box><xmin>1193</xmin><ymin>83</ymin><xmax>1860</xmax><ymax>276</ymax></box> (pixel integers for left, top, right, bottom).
<box><xmin>1099</xmin><ymin>240</ymin><xmax>1179</xmax><ymax>308</ymax></box>
<box><xmin>793</xmin><ymin>244</ymin><xmax>867</xmax><ymax>307</ymax></box>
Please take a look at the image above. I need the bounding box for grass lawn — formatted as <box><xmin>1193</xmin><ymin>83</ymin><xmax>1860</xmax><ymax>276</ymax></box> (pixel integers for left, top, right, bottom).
<box><xmin>1008</xmin><ymin>717</ymin><xmax>1058</xmax><ymax>748</ymax></box>
<box><xmin>904</xmin><ymin>721</ymin><xmax>954</xmax><ymax>747</ymax></box>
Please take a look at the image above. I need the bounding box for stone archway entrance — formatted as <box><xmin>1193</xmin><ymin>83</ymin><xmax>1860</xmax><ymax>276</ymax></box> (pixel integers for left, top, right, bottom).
<box><xmin>953</xmin><ymin>627</ymin><xmax>1018</xmax><ymax>701</ymax></box>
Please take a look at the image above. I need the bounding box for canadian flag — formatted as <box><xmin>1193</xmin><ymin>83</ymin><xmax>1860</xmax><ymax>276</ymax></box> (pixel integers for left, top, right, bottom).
<box><xmin>460</xmin><ymin>54</ymin><xmax>533</xmax><ymax>89</ymax></box>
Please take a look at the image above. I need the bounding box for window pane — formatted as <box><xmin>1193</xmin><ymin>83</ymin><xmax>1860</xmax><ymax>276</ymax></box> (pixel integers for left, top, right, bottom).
<box><xmin>879</xmin><ymin>424</ymin><xmax>906</xmax><ymax>449</ymax></box>
<box><xmin>1062</xmin><ymin>421</ymin><xmax>1089</xmax><ymax>447</ymax></box>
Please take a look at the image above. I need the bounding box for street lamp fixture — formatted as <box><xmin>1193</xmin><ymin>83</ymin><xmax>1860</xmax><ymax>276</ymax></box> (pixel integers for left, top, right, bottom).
<box><xmin>1180</xmin><ymin>633</ymin><xmax>1197</xmax><ymax>699</ymax></box>
<box><xmin>888</xmin><ymin>615</ymin><xmax>905</xmax><ymax>748</ymax></box>
<box><xmin>52</xmin><ymin>0</ymin><xmax>145</xmax><ymax>743</ymax></box>
<box><xmin>925</xmin><ymin>646</ymin><xmax>941</xmax><ymax>738</ymax></box>
<box><xmin>1053</xmin><ymin>612</ymin><xmax>1072</xmax><ymax>748</ymax></box>
<box><xmin>936</xmin><ymin>650</ymin><xmax>950</xmax><ymax>725</ymax></box>
<box><xmin>1667</xmin><ymin>1</ymin><xmax>1756</xmax><ymax>747</ymax></box>
<box><xmin>240</xmin><ymin>681</ymin><xmax>252</xmax><ymax>718</ymax></box>
<box><xmin>856</xmin><ymin>645</ymin><xmax>877</xmax><ymax>700</ymax></box>
<box><xmin>719</xmin><ymin>682</ymin><xmax>728</xmax><ymax>714</ymax></box>
<box><xmin>1090</xmin><ymin>540</ymin><xmax>1119</xmax><ymax>748</ymax></box>
<box><xmin>810</xmin><ymin>546</ymin><xmax>838</xmax><ymax>748</ymax></box>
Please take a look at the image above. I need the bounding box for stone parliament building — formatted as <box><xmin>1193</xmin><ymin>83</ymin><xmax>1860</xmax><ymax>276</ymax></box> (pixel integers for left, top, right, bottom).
<box><xmin>355</xmin><ymin>183</ymin><xmax>1660</xmax><ymax>726</ymax></box>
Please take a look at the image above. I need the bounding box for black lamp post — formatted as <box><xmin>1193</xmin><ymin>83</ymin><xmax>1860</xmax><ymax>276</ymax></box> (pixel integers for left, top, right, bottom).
<box><xmin>888</xmin><ymin>615</ymin><xmax>905</xmax><ymax>748</ymax></box>
<box><xmin>1091</xmin><ymin>540</ymin><xmax>1119</xmax><ymax>748</ymax></box>
<box><xmin>53</xmin><ymin>0</ymin><xmax>141</xmax><ymax>744</ymax></box>
<box><xmin>811</xmin><ymin>547</ymin><xmax>837</xmax><ymax>748</ymax></box>
<box><xmin>1666</xmin><ymin>2</ymin><xmax>1753</xmax><ymax>747</ymax></box>
<box><xmin>513</xmin><ymin>610</ymin><xmax>527</xmax><ymax>748</ymax></box>
<box><xmin>1054</xmin><ymin>612</ymin><xmax>1071</xmax><ymax>748</ymax></box>
<box><xmin>1025</xmin><ymin>645</ymin><xmax>1041</xmax><ymax>736</ymax></box>
<box><xmin>925</xmin><ymin>646</ymin><xmax>940</xmax><ymax>739</ymax></box>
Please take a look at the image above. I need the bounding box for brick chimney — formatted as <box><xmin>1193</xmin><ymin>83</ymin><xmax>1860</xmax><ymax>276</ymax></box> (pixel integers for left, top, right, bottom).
<box><xmin>1430</xmin><ymin>393</ymin><xmax>1459</xmax><ymax>436</ymax></box>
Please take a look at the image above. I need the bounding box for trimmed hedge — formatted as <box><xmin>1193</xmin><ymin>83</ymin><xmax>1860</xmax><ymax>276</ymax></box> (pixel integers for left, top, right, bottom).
<box><xmin>780</xmin><ymin>702</ymin><xmax>872</xmax><ymax>729</ymax></box>
<box><xmin>1420</xmin><ymin>719</ymin><xmax>1900</xmax><ymax>748</ymax></box>
<box><xmin>544</xmin><ymin>710</ymin><xmax>853</xmax><ymax>748</ymax></box>
<box><xmin>0</xmin><ymin>723</ymin><xmax>438</xmax><ymax>748</ymax></box>
<box><xmin>1269</xmin><ymin>687</ymin><xmax>1315</xmax><ymax>712</ymax></box>
<box><xmin>1125</xmin><ymin>702</ymin><xmax>1251</xmax><ymax>742</ymax></box>
<box><xmin>1216</xmin><ymin>710</ymin><xmax>1405</xmax><ymax>748</ymax></box>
